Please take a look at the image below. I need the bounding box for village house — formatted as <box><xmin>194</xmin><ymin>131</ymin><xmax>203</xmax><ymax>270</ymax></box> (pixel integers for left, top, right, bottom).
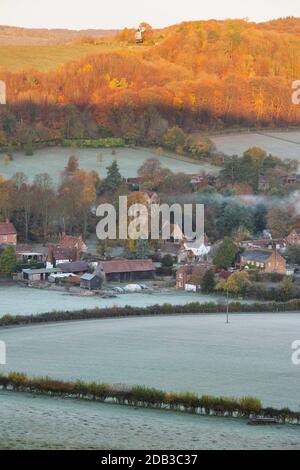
<box><xmin>48</xmin><ymin>245</ymin><xmax>77</xmax><ymax>266</ymax></box>
<box><xmin>59</xmin><ymin>234</ymin><xmax>88</xmax><ymax>254</ymax></box>
<box><xmin>286</xmin><ymin>229</ymin><xmax>300</xmax><ymax>246</ymax></box>
<box><xmin>258</xmin><ymin>176</ymin><xmax>270</xmax><ymax>192</ymax></box>
<box><xmin>126</xmin><ymin>177</ymin><xmax>145</xmax><ymax>191</ymax></box>
<box><xmin>0</xmin><ymin>220</ymin><xmax>17</xmax><ymax>246</ymax></box>
<box><xmin>240</xmin><ymin>250</ymin><xmax>286</xmax><ymax>274</ymax></box>
<box><xmin>47</xmin><ymin>234</ymin><xmax>87</xmax><ymax>266</ymax></box>
<box><xmin>176</xmin><ymin>264</ymin><xmax>210</xmax><ymax>291</ymax></box>
<box><xmin>100</xmin><ymin>258</ymin><xmax>155</xmax><ymax>282</ymax></box>
<box><xmin>279</xmin><ymin>174</ymin><xmax>298</xmax><ymax>188</ymax></box>
<box><xmin>240</xmin><ymin>239</ymin><xmax>287</xmax><ymax>252</ymax></box>
<box><xmin>190</xmin><ymin>173</ymin><xmax>217</xmax><ymax>191</ymax></box>
<box><xmin>178</xmin><ymin>235</ymin><xmax>211</xmax><ymax>264</ymax></box>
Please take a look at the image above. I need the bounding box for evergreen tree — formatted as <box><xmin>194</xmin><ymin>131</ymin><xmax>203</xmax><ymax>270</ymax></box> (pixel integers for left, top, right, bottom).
<box><xmin>136</xmin><ymin>238</ymin><xmax>150</xmax><ymax>259</ymax></box>
<box><xmin>0</xmin><ymin>246</ymin><xmax>17</xmax><ymax>274</ymax></box>
<box><xmin>201</xmin><ymin>269</ymin><xmax>216</xmax><ymax>293</ymax></box>
<box><xmin>103</xmin><ymin>161</ymin><xmax>123</xmax><ymax>195</ymax></box>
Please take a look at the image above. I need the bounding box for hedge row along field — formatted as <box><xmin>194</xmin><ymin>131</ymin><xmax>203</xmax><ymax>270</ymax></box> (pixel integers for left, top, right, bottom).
<box><xmin>61</xmin><ymin>138</ymin><xmax>125</xmax><ymax>148</ymax></box>
<box><xmin>1</xmin><ymin>372</ymin><xmax>299</xmax><ymax>425</ymax></box>
<box><xmin>1</xmin><ymin>300</ymin><xmax>300</xmax><ymax>328</ymax></box>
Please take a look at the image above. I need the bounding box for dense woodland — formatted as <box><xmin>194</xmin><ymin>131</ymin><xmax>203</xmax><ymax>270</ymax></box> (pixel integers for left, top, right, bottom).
<box><xmin>1</xmin><ymin>18</ymin><xmax>300</xmax><ymax>148</ymax></box>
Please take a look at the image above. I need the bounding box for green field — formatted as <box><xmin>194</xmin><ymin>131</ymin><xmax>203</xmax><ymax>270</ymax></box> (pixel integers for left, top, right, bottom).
<box><xmin>0</xmin><ymin>43</ymin><xmax>146</xmax><ymax>72</ymax></box>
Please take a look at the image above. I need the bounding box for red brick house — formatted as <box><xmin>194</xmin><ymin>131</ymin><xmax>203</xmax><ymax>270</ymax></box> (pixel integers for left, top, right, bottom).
<box><xmin>100</xmin><ymin>258</ymin><xmax>155</xmax><ymax>282</ymax></box>
<box><xmin>0</xmin><ymin>221</ymin><xmax>17</xmax><ymax>246</ymax></box>
<box><xmin>176</xmin><ymin>264</ymin><xmax>210</xmax><ymax>290</ymax></box>
<box><xmin>48</xmin><ymin>234</ymin><xmax>88</xmax><ymax>266</ymax></box>
<box><xmin>48</xmin><ymin>245</ymin><xmax>77</xmax><ymax>265</ymax></box>
<box><xmin>240</xmin><ymin>250</ymin><xmax>286</xmax><ymax>274</ymax></box>
<box><xmin>286</xmin><ymin>229</ymin><xmax>300</xmax><ymax>246</ymax></box>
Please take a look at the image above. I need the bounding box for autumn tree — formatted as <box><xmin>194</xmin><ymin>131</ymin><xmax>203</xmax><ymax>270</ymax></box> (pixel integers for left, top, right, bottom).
<box><xmin>162</xmin><ymin>127</ymin><xmax>187</xmax><ymax>153</ymax></box>
<box><xmin>138</xmin><ymin>159</ymin><xmax>170</xmax><ymax>190</ymax></box>
<box><xmin>32</xmin><ymin>173</ymin><xmax>55</xmax><ymax>241</ymax></box>
<box><xmin>58</xmin><ymin>170</ymin><xmax>96</xmax><ymax>236</ymax></box>
<box><xmin>266</xmin><ymin>207</ymin><xmax>291</xmax><ymax>238</ymax></box>
<box><xmin>216</xmin><ymin>271</ymin><xmax>252</xmax><ymax>296</ymax></box>
<box><xmin>65</xmin><ymin>156</ymin><xmax>79</xmax><ymax>174</ymax></box>
<box><xmin>158</xmin><ymin>172</ymin><xmax>192</xmax><ymax>195</ymax></box>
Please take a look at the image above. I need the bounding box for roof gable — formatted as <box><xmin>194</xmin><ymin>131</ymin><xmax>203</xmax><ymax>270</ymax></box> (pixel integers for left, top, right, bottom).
<box><xmin>242</xmin><ymin>250</ymin><xmax>273</xmax><ymax>263</ymax></box>
<box><xmin>0</xmin><ymin>222</ymin><xmax>17</xmax><ymax>236</ymax></box>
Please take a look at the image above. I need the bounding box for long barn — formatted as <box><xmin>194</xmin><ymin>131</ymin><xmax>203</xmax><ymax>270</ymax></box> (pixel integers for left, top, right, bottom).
<box><xmin>100</xmin><ymin>258</ymin><xmax>155</xmax><ymax>282</ymax></box>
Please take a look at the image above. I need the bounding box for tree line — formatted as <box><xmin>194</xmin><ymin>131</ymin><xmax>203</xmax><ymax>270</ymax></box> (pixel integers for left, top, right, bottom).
<box><xmin>1</xmin><ymin>19</ymin><xmax>300</xmax><ymax>149</ymax></box>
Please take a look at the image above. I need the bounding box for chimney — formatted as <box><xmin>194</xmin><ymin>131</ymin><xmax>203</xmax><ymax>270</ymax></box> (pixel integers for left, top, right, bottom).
<box><xmin>48</xmin><ymin>244</ymin><xmax>54</xmax><ymax>263</ymax></box>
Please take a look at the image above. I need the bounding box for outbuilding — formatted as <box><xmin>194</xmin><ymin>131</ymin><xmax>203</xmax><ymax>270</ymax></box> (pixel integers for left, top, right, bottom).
<box><xmin>22</xmin><ymin>267</ymin><xmax>62</xmax><ymax>282</ymax></box>
<box><xmin>80</xmin><ymin>273</ymin><xmax>103</xmax><ymax>290</ymax></box>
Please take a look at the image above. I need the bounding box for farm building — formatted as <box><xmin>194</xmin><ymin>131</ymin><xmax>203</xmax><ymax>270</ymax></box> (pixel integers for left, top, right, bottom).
<box><xmin>17</xmin><ymin>251</ymin><xmax>47</xmax><ymax>264</ymax></box>
<box><xmin>22</xmin><ymin>267</ymin><xmax>62</xmax><ymax>282</ymax></box>
<box><xmin>80</xmin><ymin>273</ymin><xmax>103</xmax><ymax>290</ymax></box>
<box><xmin>100</xmin><ymin>258</ymin><xmax>155</xmax><ymax>282</ymax></box>
<box><xmin>0</xmin><ymin>220</ymin><xmax>17</xmax><ymax>246</ymax></box>
<box><xmin>58</xmin><ymin>261</ymin><xmax>90</xmax><ymax>275</ymax></box>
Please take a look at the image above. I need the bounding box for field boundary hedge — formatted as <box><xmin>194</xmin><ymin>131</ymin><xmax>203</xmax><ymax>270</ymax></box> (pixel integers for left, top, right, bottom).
<box><xmin>1</xmin><ymin>300</ymin><xmax>300</xmax><ymax>328</ymax></box>
<box><xmin>1</xmin><ymin>372</ymin><xmax>299</xmax><ymax>424</ymax></box>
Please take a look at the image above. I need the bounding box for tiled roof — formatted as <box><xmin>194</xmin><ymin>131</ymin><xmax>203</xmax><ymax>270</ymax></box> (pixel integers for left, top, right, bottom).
<box><xmin>16</xmin><ymin>244</ymin><xmax>33</xmax><ymax>254</ymax></box>
<box><xmin>241</xmin><ymin>250</ymin><xmax>273</xmax><ymax>263</ymax></box>
<box><xmin>59</xmin><ymin>261</ymin><xmax>89</xmax><ymax>273</ymax></box>
<box><xmin>101</xmin><ymin>258</ymin><xmax>155</xmax><ymax>274</ymax></box>
<box><xmin>60</xmin><ymin>235</ymin><xmax>84</xmax><ymax>249</ymax></box>
<box><xmin>53</xmin><ymin>247</ymin><xmax>76</xmax><ymax>260</ymax></box>
<box><xmin>0</xmin><ymin>222</ymin><xmax>17</xmax><ymax>236</ymax></box>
